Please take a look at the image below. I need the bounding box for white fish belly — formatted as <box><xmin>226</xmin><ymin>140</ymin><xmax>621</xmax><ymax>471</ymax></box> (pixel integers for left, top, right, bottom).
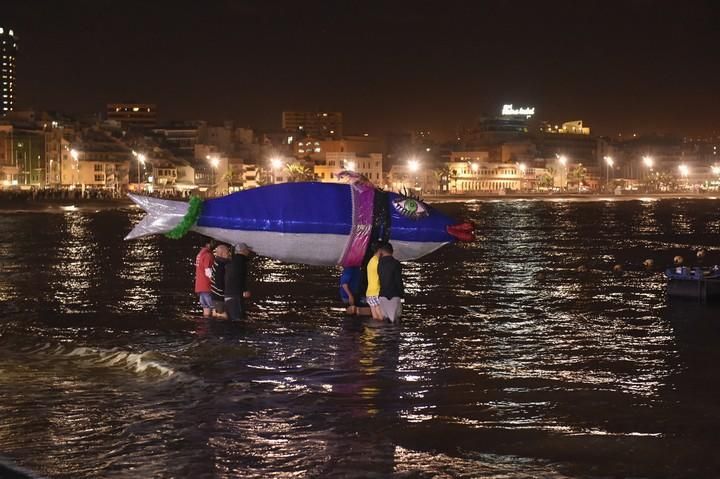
<box><xmin>392</xmin><ymin>240</ymin><xmax>450</xmax><ymax>261</ymax></box>
<box><xmin>193</xmin><ymin>226</ymin><xmax>350</xmax><ymax>266</ymax></box>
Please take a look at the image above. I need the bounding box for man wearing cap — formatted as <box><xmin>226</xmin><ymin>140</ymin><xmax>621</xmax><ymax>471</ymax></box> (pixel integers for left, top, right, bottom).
<box><xmin>224</xmin><ymin>243</ymin><xmax>252</xmax><ymax>321</ymax></box>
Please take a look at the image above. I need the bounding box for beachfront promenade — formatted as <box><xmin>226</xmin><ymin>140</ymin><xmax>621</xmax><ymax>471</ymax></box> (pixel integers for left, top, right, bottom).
<box><xmin>1</xmin><ymin>189</ymin><xmax>718</xmax><ymax>212</ymax></box>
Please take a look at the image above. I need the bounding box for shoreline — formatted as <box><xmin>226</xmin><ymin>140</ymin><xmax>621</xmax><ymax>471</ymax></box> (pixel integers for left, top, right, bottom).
<box><xmin>0</xmin><ymin>192</ymin><xmax>718</xmax><ymax>211</ymax></box>
<box><xmin>423</xmin><ymin>192</ymin><xmax>720</xmax><ymax>202</ymax></box>
<box><xmin>0</xmin><ymin>197</ymin><xmax>134</xmax><ymax>212</ymax></box>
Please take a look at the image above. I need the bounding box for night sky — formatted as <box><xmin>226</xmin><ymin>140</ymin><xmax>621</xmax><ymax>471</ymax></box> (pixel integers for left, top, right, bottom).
<box><xmin>4</xmin><ymin>0</ymin><xmax>720</xmax><ymax>138</ymax></box>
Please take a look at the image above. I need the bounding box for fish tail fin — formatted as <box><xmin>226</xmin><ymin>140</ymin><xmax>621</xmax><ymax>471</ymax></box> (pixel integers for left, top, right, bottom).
<box><xmin>124</xmin><ymin>194</ymin><xmax>190</xmax><ymax>240</ymax></box>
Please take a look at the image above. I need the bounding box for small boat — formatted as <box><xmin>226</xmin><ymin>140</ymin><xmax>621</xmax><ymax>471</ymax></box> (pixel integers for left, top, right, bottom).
<box><xmin>665</xmin><ymin>266</ymin><xmax>720</xmax><ymax>301</ymax></box>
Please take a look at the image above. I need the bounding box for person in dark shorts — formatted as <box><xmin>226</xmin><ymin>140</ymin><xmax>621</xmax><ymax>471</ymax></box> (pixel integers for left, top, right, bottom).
<box><xmin>210</xmin><ymin>244</ymin><xmax>231</xmax><ymax>318</ymax></box>
<box><xmin>377</xmin><ymin>242</ymin><xmax>404</xmax><ymax>322</ymax></box>
<box><xmin>224</xmin><ymin>243</ymin><xmax>252</xmax><ymax>321</ymax></box>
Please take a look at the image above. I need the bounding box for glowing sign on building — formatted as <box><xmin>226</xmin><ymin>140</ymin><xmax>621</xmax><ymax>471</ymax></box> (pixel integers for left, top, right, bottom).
<box><xmin>502</xmin><ymin>104</ymin><xmax>535</xmax><ymax>118</ymax></box>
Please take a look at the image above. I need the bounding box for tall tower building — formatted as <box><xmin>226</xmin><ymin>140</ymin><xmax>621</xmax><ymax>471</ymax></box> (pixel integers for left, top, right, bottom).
<box><xmin>0</xmin><ymin>27</ymin><xmax>17</xmax><ymax>115</ymax></box>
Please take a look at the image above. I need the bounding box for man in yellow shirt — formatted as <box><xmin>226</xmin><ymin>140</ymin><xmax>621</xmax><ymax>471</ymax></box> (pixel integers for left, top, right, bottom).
<box><xmin>365</xmin><ymin>248</ymin><xmax>383</xmax><ymax>320</ymax></box>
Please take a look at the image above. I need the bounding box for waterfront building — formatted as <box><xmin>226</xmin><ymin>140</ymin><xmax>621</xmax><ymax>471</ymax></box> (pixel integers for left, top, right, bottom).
<box><xmin>314</xmin><ymin>152</ymin><xmax>383</xmax><ymax>185</ymax></box>
<box><xmin>447</xmin><ymin>152</ymin><xmax>529</xmax><ymax>193</ymax></box>
<box><xmin>282</xmin><ymin>111</ymin><xmax>343</xmax><ymax>138</ymax></box>
<box><xmin>9</xmin><ymin>128</ymin><xmax>46</xmax><ymax>187</ymax></box>
<box><xmin>240</xmin><ymin>164</ymin><xmax>264</xmax><ymax>189</ymax></box>
<box><xmin>145</xmin><ymin>158</ymin><xmax>195</xmax><ymax>193</ymax></box>
<box><xmin>0</xmin><ymin>120</ymin><xmax>79</xmax><ymax>188</ymax></box>
<box><xmin>618</xmin><ymin>135</ymin><xmax>687</xmax><ymax>179</ymax></box>
<box><xmin>387</xmin><ymin>163</ymin><xmax>438</xmax><ymax>193</ymax></box>
<box><xmin>534</xmin><ymin>127</ymin><xmax>604</xmax><ymax>168</ymax></box>
<box><xmin>500</xmin><ymin>140</ymin><xmax>537</xmax><ymax>164</ymax></box>
<box><xmin>66</xmin><ymin>130</ymin><xmax>132</xmax><ymax>190</ymax></box>
<box><xmin>462</xmin><ymin>114</ymin><xmax>530</xmax><ymax>148</ymax></box>
<box><xmin>106</xmin><ymin>103</ymin><xmax>157</xmax><ymax>128</ymax></box>
<box><xmin>1</xmin><ymin>27</ymin><xmax>17</xmax><ymax>115</ymax></box>
<box><xmin>151</xmin><ymin>122</ymin><xmax>200</xmax><ymax>159</ymax></box>
<box><xmin>295</xmin><ymin>135</ymin><xmax>384</xmax><ymax>163</ymax></box>
<box><xmin>194</xmin><ymin>144</ymin><xmax>229</xmax><ymax>194</ymax></box>
<box><xmin>0</xmin><ymin>125</ymin><xmax>17</xmax><ymax>186</ymax></box>
<box><xmin>45</xmin><ymin>128</ymin><xmax>72</xmax><ymax>187</ymax></box>
<box><xmin>540</xmin><ymin>120</ymin><xmax>591</xmax><ymax>135</ymax></box>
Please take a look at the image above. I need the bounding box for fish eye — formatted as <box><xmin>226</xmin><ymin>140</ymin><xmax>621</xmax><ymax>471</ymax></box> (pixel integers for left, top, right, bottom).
<box><xmin>392</xmin><ymin>197</ymin><xmax>428</xmax><ymax>219</ymax></box>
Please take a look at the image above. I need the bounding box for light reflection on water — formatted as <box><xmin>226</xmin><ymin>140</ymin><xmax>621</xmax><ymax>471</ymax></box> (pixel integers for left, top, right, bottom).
<box><xmin>50</xmin><ymin>212</ymin><xmax>95</xmax><ymax>313</ymax></box>
<box><xmin>0</xmin><ymin>199</ymin><xmax>720</xmax><ymax>477</ymax></box>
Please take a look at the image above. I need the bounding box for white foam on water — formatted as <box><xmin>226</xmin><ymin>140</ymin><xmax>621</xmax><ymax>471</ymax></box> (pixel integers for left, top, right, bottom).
<box><xmin>65</xmin><ymin>346</ymin><xmax>180</xmax><ymax>378</ymax></box>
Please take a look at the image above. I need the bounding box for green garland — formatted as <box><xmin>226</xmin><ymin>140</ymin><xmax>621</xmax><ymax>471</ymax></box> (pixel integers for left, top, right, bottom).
<box><xmin>165</xmin><ymin>196</ymin><xmax>204</xmax><ymax>239</ymax></box>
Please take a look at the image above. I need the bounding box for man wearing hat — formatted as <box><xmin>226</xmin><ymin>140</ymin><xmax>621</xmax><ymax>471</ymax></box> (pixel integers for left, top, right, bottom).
<box><xmin>224</xmin><ymin>243</ymin><xmax>252</xmax><ymax>321</ymax></box>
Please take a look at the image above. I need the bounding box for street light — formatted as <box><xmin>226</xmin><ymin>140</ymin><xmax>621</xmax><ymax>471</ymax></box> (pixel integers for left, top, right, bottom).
<box><xmin>518</xmin><ymin>162</ymin><xmax>527</xmax><ymax>191</ymax></box>
<box><xmin>556</xmin><ymin>154</ymin><xmax>568</xmax><ymax>190</ymax></box>
<box><xmin>641</xmin><ymin>156</ymin><xmax>654</xmax><ymax>190</ymax></box>
<box><xmin>470</xmin><ymin>162</ymin><xmax>479</xmax><ymax>192</ymax></box>
<box><xmin>70</xmin><ymin>149</ymin><xmax>79</xmax><ymax>187</ymax></box>
<box><xmin>270</xmin><ymin>157</ymin><xmax>283</xmax><ymax>184</ymax></box>
<box><xmin>345</xmin><ymin>160</ymin><xmax>356</xmax><ymax>172</ymax></box>
<box><xmin>604</xmin><ymin>156</ymin><xmax>614</xmax><ymax>189</ymax></box>
<box><xmin>137</xmin><ymin>153</ymin><xmax>146</xmax><ymax>187</ymax></box>
<box><xmin>678</xmin><ymin>163</ymin><xmax>690</xmax><ymax>191</ymax></box>
<box><xmin>408</xmin><ymin>158</ymin><xmax>420</xmax><ymax>173</ymax></box>
<box><xmin>407</xmin><ymin>158</ymin><xmax>420</xmax><ymax>190</ymax></box>
<box><xmin>206</xmin><ymin>155</ymin><xmax>220</xmax><ymax>193</ymax></box>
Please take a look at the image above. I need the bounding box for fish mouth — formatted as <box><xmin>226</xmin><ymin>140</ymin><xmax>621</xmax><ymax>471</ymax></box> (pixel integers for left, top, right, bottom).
<box><xmin>447</xmin><ymin>221</ymin><xmax>475</xmax><ymax>242</ymax></box>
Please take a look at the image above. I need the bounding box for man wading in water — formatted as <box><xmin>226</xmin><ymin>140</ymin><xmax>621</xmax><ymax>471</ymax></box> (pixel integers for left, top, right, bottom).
<box><xmin>224</xmin><ymin>243</ymin><xmax>252</xmax><ymax>321</ymax></box>
<box><xmin>378</xmin><ymin>242</ymin><xmax>404</xmax><ymax>323</ymax></box>
<box><xmin>210</xmin><ymin>244</ymin><xmax>231</xmax><ymax>319</ymax></box>
<box><xmin>195</xmin><ymin>237</ymin><xmax>217</xmax><ymax>317</ymax></box>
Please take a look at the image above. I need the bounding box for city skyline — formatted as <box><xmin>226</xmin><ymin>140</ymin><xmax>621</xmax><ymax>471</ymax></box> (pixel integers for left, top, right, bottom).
<box><xmin>4</xmin><ymin>0</ymin><xmax>720</xmax><ymax>138</ymax></box>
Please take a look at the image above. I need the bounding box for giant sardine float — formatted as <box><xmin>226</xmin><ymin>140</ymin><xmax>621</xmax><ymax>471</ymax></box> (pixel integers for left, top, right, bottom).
<box><xmin>125</xmin><ymin>181</ymin><xmax>474</xmax><ymax>266</ymax></box>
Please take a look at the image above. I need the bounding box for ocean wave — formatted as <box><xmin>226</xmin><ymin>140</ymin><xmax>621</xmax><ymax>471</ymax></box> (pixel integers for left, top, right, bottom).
<box><xmin>8</xmin><ymin>340</ymin><xmax>196</xmax><ymax>382</ymax></box>
<box><xmin>66</xmin><ymin>346</ymin><xmax>179</xmax><ymax>378</ymax></box>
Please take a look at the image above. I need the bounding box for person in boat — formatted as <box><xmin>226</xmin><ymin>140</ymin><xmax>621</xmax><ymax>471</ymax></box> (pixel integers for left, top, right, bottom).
<box><xmin>210</xmin><ymin>244</ymin><xmax>231</xmax><ymax>319</ymax></box>
<box><xmin>195</xmin><ymin>237</ymin><xmax>217</xmax><ymax>317</ymax></box>
<box><xmin>224</xmin><ymin>243</ymin><xmax>252</xmax><ymax>321</ymax></box>
<box><xmin>377</xmin><ymin>242</ymin><xmax>404</xmax><ymax>323</ymax></box>
<box><xmin>365</xmin><ymin>245</ymin><xmax>383</xmax><ymax>320</ymax></box>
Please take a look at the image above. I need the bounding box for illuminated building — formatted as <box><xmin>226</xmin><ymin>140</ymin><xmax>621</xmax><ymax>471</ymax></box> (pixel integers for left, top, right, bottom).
<box><xmin>535</xmin><ymin>120</ymin><xmax>604</xmax><ymax>167</ymax></box>
<box><xmin>0</xmin><ymin>125</ymin><xmax>18</xmax><ymax>186</ymax></box>
<box><xmin>447</xmin><ymin>152</ymin><xmax>534</xmax><ymax>193</ymax></box>
<box><xmin>282</xmin><ymin>111</ymin><xmax>342</xmax><ymax>138</ymax></box>
<box><xmin>106</xmin><ymin>103</ymin><xmax>157</xmax><ymax>128</ymax></box>
<box><xmin>294</xmin><ymin>135</ymin><xmax>383</xmax><ymax>160</ymax></box>
<box><xmin>387</xmin><ymin>163</ymin><xmax>437</xmax><ymax>193</ymax></box>
<box><xmin>0</xmin><ymin>26</ymin><xmax>17</xmax><ymax>115</ymax></box>
<box><xmin>151</xmin><ymin>122</ymin><xmax>200</xmax><ymax>158</ymax></box>
<box><xmin>540</xmin><ymin>120</ymin><xmax>591</xmax><ymax>135</ymax></box>
<box><xmin>314</xmin><ymin>152</ymin><xmax>383</xmax><ymax>184</ymax></box>
<box><xmin>65</xmin><ymin>131</ymin><xmax>132</xmax><ymax>190</ymax></box>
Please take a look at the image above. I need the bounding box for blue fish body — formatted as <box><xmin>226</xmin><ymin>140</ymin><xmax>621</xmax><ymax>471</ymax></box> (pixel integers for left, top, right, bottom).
<box><xmin>126</xmin><ymin>182</ymin><xmax>473</xmax><ymax>265</ymax></box>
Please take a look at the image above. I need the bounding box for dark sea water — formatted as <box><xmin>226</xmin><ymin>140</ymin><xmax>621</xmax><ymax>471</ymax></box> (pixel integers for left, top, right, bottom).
<box><xmin>2</xmin><ymin>198</ymin><xmax>720</xmax><ymax>478</ymax></box>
